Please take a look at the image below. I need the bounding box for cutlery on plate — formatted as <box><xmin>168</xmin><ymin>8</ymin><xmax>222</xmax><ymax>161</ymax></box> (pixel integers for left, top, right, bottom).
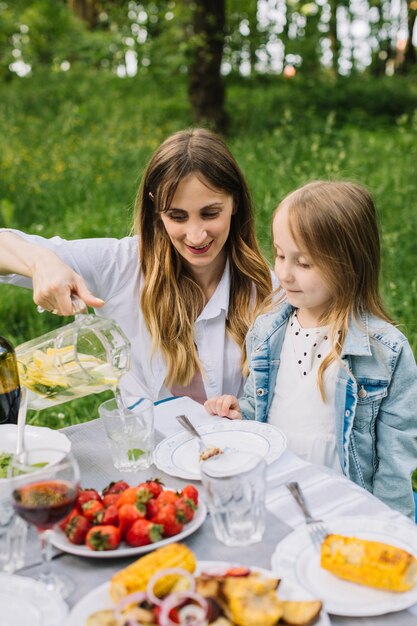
<box><xmin>286</xmin><ymin>481</ymin><xmax>329</xmax><ymax>548</ymax></box>
<box><xmin>176</xmin><ymin>414</ymin><xmax>223</xmax><ymax>461</ymax></box>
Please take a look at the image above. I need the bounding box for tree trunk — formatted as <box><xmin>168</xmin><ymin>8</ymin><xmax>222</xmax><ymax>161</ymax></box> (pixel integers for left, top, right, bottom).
<box><xmin>187</xmin><ymin>0</ymin><xmax>228</xmax><ymax>133</ymax></box>
<box><xmin>67</xmin><ymin>0</ymin><xmax>97</xmax><ymax>29</ymax></box>
<box><xmin>328</xmin><ymin>0</ymin><xmax>340</xmax><ymax>75</ymax></box>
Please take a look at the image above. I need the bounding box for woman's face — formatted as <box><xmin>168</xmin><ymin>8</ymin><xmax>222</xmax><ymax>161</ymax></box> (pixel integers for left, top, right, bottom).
<box><xmin>159</xmin><ymin>173</ymin><xmax>235</xmax><ymax>279</ymax></box>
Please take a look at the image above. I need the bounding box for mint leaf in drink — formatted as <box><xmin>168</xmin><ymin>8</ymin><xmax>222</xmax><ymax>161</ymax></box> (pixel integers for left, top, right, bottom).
<box><xmin>127</xmin><ymin>448</ymin><xmax>144</xmax><ymax>462</ymax></box>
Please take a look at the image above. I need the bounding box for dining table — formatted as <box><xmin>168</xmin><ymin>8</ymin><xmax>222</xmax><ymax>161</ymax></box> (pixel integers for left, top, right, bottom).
<box><xmin>16</xmin><ymin>396</ymin><xmax>417</xmax><ymax>626</ymax></box>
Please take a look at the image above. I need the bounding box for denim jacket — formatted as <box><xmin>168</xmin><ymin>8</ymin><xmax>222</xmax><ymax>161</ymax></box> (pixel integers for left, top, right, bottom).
<box><xmin>240</xmin><ymin>303</ymin><xmax>417</xmax><ymax>519</ymax></box>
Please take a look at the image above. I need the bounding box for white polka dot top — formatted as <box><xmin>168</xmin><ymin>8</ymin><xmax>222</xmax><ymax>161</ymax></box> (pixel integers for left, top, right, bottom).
<box><xmin>268</xmin><ymin>310</ymin><xmax>342</xmax><ymax>472</ymax></box>
<box><xmin>289</xmin><ymin>310</ymin><xmax>330</xmax><ymax>376</ymax></box>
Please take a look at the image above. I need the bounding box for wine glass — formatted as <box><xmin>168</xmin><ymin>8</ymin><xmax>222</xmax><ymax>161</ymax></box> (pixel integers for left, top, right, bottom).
<box><xmin>9</xmin><ymin>448</ymin><xmax>80</xmax><ymax>598</ymax></box>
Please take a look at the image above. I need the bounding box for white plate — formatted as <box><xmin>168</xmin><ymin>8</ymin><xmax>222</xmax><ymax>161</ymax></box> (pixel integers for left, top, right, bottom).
<box><xmin>50</xmin><ymin>500</ymin><xmax>207</xmax><ymax>558</ymax></box>
<box><xmin>0</xmin><ymin>573</ymin><xmax>68</xmax><ymax>626</ymax></box>
<box><xmin>271</xmin><ymin>515</ymin><xmax>417</xmax><ymax>616</ymax></box>
<box><xmin>0</xmin><ymin>424</ymin><xmax>71</xmax><ymax>455</ymax></box>
<box><xmin>153</xmin><ymin>421</ymin><xmax>287</xmax><ymax>480</ymax></box>
<box><xmin>65</xmin><ymin>560</ymin><xmax>330</xmax><ymax>626</ymax></box>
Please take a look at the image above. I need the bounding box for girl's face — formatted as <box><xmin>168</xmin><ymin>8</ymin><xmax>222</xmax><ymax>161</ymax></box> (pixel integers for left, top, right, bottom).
<box><xmin>273</xmin><ymin>205</ymin><xmax>333</xmax><ymax>327</ymax></box>
<box><xmin>160</xmin><ymin>173</ymin><xmax>234</xmax><ymax>280</ymax></box>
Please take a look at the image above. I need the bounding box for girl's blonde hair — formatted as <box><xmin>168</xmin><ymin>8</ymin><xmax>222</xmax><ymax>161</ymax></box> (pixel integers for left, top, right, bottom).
<box><xmin>135</xmin><ymin>128</ymin><xmax>272</xmax><ymax>387</ymax></box>
<box><xmin>274</xmin><ymin>180</ymin><xmax>392</xmax><ymax>398</ymax></box>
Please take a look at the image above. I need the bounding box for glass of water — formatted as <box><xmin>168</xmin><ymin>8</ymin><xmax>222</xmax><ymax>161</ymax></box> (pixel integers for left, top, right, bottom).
<box><xmin>0</xmin><ymin>488</ymin><xmax>27</xmax><ymax>574</ymax></box>
<box><xmin>99</xmin><ymin>398</ymin><xmax>154</xmax><ymax>472</ymax></box>
<box><xmin>200</xmin><ymin>450</ymin><xmax>266</xmax><ymax>546</ymax></box>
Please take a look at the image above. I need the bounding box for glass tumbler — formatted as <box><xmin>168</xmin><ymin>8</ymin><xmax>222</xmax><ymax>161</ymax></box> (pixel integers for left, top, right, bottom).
<box><xmin>200</xmin><ymin>451</ymin><xmax>267</xmax><ymax>547</ymax></box>
<box><xmin>0</xmin><ymin>481</ymin><xmax>27</xmax><ymax>574</ymax></box>
<box><xmin>99</xmin><ymin>398</ymin><xmax>154</xmax><ymax>472</ymax></box>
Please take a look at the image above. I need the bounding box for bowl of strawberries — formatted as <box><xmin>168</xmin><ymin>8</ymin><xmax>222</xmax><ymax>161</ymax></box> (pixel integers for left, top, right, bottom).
<box><xmin>50</xmin><ymin>478</ymin><xmax>206</xmax><ymax>558</ymax></box>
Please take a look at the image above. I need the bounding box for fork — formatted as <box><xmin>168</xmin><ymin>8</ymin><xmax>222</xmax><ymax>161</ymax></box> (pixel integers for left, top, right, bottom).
<box><xmin>286</xmin><ymin>481</ymin><xmax>329</xmax><ymax>548</ymax></box>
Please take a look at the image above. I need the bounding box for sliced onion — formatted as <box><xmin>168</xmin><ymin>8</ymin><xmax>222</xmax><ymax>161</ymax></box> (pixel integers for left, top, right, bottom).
<box><xmin>113</xmin><ymin>591</ymin><xmax>147</xmax><ymax>621</ymax></box>
<box><xmin>146</xmin><ymin>567</ymin><xmax>195</xmax><ymax>607</ymax></box>
<box><xmin>159</xmin><ymin>591</ymin><xmax>208</xmax><ymax>626</ymax></box>
<box><xmin>178</xmin><ymin>603</ymin><xmax>207</xmax><ymax>622</ymax></box>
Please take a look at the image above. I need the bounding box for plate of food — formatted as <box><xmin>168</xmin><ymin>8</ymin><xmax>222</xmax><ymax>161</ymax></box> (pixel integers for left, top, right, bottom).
<box><xmin>153</xmin><ymin>421</ymin><xmax>287</xmax><ymax>480</ymax></box>
<box><xmin>65</xmin><ymin>543</ymin><xmax>330</xmax><ymax>626</ymax></box>
<box><xmin>51</xmin><ymin>479</ymin><xmax>207</xmax><ymax>558</ymax></box>
<box><xmin>271</xmin><ymin>515</ymin><xmax>417</xmax><ymax>616</ymax></box>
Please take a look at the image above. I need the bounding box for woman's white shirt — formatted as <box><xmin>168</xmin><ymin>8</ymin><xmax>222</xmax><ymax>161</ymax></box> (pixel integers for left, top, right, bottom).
<box><xmin>0</xmin><ymin>230</ymin><xmax>244</xmax><ymax>404</ymax></box>
<box><xmin>268</xmin><ymin>311</ymin><xmax>342</xmax><ymax>473</ymax></box>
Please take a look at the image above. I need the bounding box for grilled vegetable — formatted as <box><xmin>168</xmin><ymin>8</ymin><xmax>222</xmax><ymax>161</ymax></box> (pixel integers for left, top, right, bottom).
<box><xmin>109</xmin><ymin>543</ymin><xmax>197</xmax><ymax>602</ymax></box>
<box><xmin>282</xmin><ymin>600</ymin><xmax>323</xmax><ymax>626</ymax></box>
<box><xmin>320</xmin><ymin>534</ymin><xmax>417</xmax><ymax>592</ymax></box>
<box><xmin>221</xmin><ymin>575</ymin><xmax>283</xmax><ymax>626</ymax></box>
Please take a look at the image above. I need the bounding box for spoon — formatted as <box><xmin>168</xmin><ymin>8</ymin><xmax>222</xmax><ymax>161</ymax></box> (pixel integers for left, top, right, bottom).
<box><xmin>176</xmin><ymin>415</ymin><xmax>223</xmax><ymax>461</ymax></box>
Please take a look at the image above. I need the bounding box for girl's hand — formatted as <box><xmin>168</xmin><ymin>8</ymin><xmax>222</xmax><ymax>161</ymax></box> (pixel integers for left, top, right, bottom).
<box><xmin>204</xmin><ymin>395</ymin><xmax>242</xmax><ymax>420</ymax></box>
<box><xmin>31</xmin><ymin>250</ymin><xmax>104</xmax><ymax>316</ymax></box>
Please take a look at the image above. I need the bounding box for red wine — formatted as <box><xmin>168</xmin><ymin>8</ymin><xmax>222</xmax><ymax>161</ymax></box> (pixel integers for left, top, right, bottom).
<box><xmin>0</xmin><ymin>336</ymin><xmax>21</xmax><ymax>425</ymax></box>
<box><xmin>13</xmin><ymin>480</ymin><xmax>77</xmax><ymax>530</ymax></box>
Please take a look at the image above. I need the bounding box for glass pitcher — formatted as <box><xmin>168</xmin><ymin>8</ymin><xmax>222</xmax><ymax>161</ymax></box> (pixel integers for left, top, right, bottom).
<box><xmin>15</xmin><ymin>315</ymin><xmax>130</xmax><ymax>410</ymax></box>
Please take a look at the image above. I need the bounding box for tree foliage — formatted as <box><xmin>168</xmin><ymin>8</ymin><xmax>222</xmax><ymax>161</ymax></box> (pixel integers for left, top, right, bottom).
<box><xmin>0</xmin><ymin>1</ymin><xmax>415</xmax><ymax>128</ymax></box>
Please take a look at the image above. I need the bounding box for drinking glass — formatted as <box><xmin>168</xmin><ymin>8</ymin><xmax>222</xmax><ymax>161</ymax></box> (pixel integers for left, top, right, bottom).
<box><xmin>9</xmin><ymin>449</ymin><xmax>80</xmax><ymax>597</ymax></box>
<box><xmin>0</xmin><ymin>490</ymin><xmax>27</xmax><ymax>574</ymax></box>
<box><xmin>99</xmin><ymin>397</ymin><xmax>154</xmax><ymax>472</ymax></box>
<box><xmin>200</xmin><ymin>451</ymin><xmax>267</xmax><ymax>546</ymax></box>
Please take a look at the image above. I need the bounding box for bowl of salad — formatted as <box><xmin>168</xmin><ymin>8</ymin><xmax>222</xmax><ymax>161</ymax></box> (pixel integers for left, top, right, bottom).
<box><xmin>0</xmin><ymin>424</ymin><xmax>71</xmax><ymax>495</ymax></box>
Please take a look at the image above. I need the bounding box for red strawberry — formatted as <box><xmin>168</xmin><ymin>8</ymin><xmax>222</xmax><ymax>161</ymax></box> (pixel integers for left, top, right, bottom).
<box><xmin>81</xmin><ymin>499</ymin><xmax>104</xmax><ymax>522</ymax></box>
<box><xmin>156</xmin><ymin>490</ymin><xmax>179</xmax><ymax>506</ymax></box>
<box><xmin>102</xmin><ymin>493</ymin><xmax>120</xmax><ymax>508</ymax></box>
<box><xmin>59</xmin><ymin>507</ymin><xmax>78</xmax><ymax>531</ymax></box>
<box><xmin>137</xmin><ymin>478</ymin><xmax>164</xmax><ymax>499</ymax></box>
<box><xmin>65</xmin><ymin>515</ymin><xmax>90</xmax><ymax>545</ymax></box>
<box><xmin>86</xmin><ymin>525</ymin><xmax>121</xmax><ymax>551</ymax></box>
<box><xmin>95</xmin><ymin>504</ymin><xmax>119</xmax><ymax>526</ymax></box>
<box><xmin>125</xmin><ymin>518</ymin><xmax>163</xmax><ymax>547</ymax></box>
<box><xmin>102</xmin><ymin>480</ymin><xmax>130</xmax><ymax>495</ymax></box>
<box><xmin>175</xmin><ymin>496</ymin><xmax>196</xmax><ymax>523</ymax></box>
<box><xmin>146</xmin><ymin>498</ymin><xmax>160</xmax><ymax>519</ymax></box>
<box><xmin>76</xmin><ymin>488</ymin><xmax>101</xmax><ymax>508</ymax></box>
<box><xmin>152</xmin><ymin>503</ymin><xmax>184</xmax><ymax>537</ymax></box>
<box><xmin>118</xmin><ymin>503</ymin><xmax>145</xmax><ymax>536</ymax></box>
<box><xmin>115</xmin><ymin>486</ymin><xmax>152</xmax><ymax>513</ymax></box>
<box><xmin>181</xmin><ymin>485</ymin><xmax>199</xmax><ymax>505</ymax></box>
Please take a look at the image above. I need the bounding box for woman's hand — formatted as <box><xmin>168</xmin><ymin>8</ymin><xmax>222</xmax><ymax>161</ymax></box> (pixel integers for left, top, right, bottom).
<box><xmin>31</xmin><ymin>249</ymin><xmax>104</xmax><ymax>316</ymax></box>
<box><xmin>204</xmin><ymin>395</ymin><xmax>242</xmax><ymax>420</ymax></box>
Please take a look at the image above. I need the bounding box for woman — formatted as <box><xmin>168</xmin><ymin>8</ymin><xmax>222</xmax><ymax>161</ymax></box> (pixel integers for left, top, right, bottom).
<box><xmin>0</xmin><ymin>128</ymin><xmax>273</xmax><ymax>404</ymax></box>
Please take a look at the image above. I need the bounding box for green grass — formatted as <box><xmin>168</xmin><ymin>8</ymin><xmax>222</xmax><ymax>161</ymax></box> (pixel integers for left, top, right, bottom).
<box><xmin>1</xmin><ymin>70</ymin><xmax>416</xmax><ymax>428</ymax></box>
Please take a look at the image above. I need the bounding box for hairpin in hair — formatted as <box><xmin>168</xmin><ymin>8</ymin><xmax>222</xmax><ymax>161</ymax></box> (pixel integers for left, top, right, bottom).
<box><xmin>148</xmin><ymin>191</ymin><xmax>154</xmax><ymax>200</ymax></box>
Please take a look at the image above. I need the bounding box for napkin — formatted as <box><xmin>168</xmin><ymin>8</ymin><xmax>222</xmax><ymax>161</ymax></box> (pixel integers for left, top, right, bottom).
<box><xmin>265</xmin><ymin>450</ymin><xmax>408</xmax><ymax>528</ymax></box>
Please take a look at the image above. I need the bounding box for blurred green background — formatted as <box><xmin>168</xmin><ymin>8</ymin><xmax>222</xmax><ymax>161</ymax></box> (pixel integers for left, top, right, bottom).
<box><xmin>0</xmin><ymin>1</ymin><xmax>416</xmax><ymax>428</ymax></box>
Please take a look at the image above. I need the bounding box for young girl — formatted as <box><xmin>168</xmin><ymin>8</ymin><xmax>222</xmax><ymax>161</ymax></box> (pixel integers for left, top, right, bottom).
<box><xmin>205</xmin><ymin>180</ymin><xmax>417</xmax><ymax>518</ymax></box>
<box><xmin>0</xmin><ymin>128</ymin><xmax>273</xmax><ymax>405</ymax></box>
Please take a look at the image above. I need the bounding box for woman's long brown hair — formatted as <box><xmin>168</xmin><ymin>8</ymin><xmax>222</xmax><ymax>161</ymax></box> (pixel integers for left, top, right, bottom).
<box><xmin>135</xmin><ymin>128</ymin><xmax>272</xmax><ymax>387</ymax></box>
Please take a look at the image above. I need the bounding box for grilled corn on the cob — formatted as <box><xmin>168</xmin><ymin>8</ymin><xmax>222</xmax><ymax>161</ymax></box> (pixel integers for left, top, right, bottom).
<box><xmin>110</xmin><ymin>543</ymin><xmax>197</xmax><ymax>602</ymax></box>
<box><xmin>320</xmin><ymin>534</ymin><xmax>417</xmax><ymax>592</ymax></box>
